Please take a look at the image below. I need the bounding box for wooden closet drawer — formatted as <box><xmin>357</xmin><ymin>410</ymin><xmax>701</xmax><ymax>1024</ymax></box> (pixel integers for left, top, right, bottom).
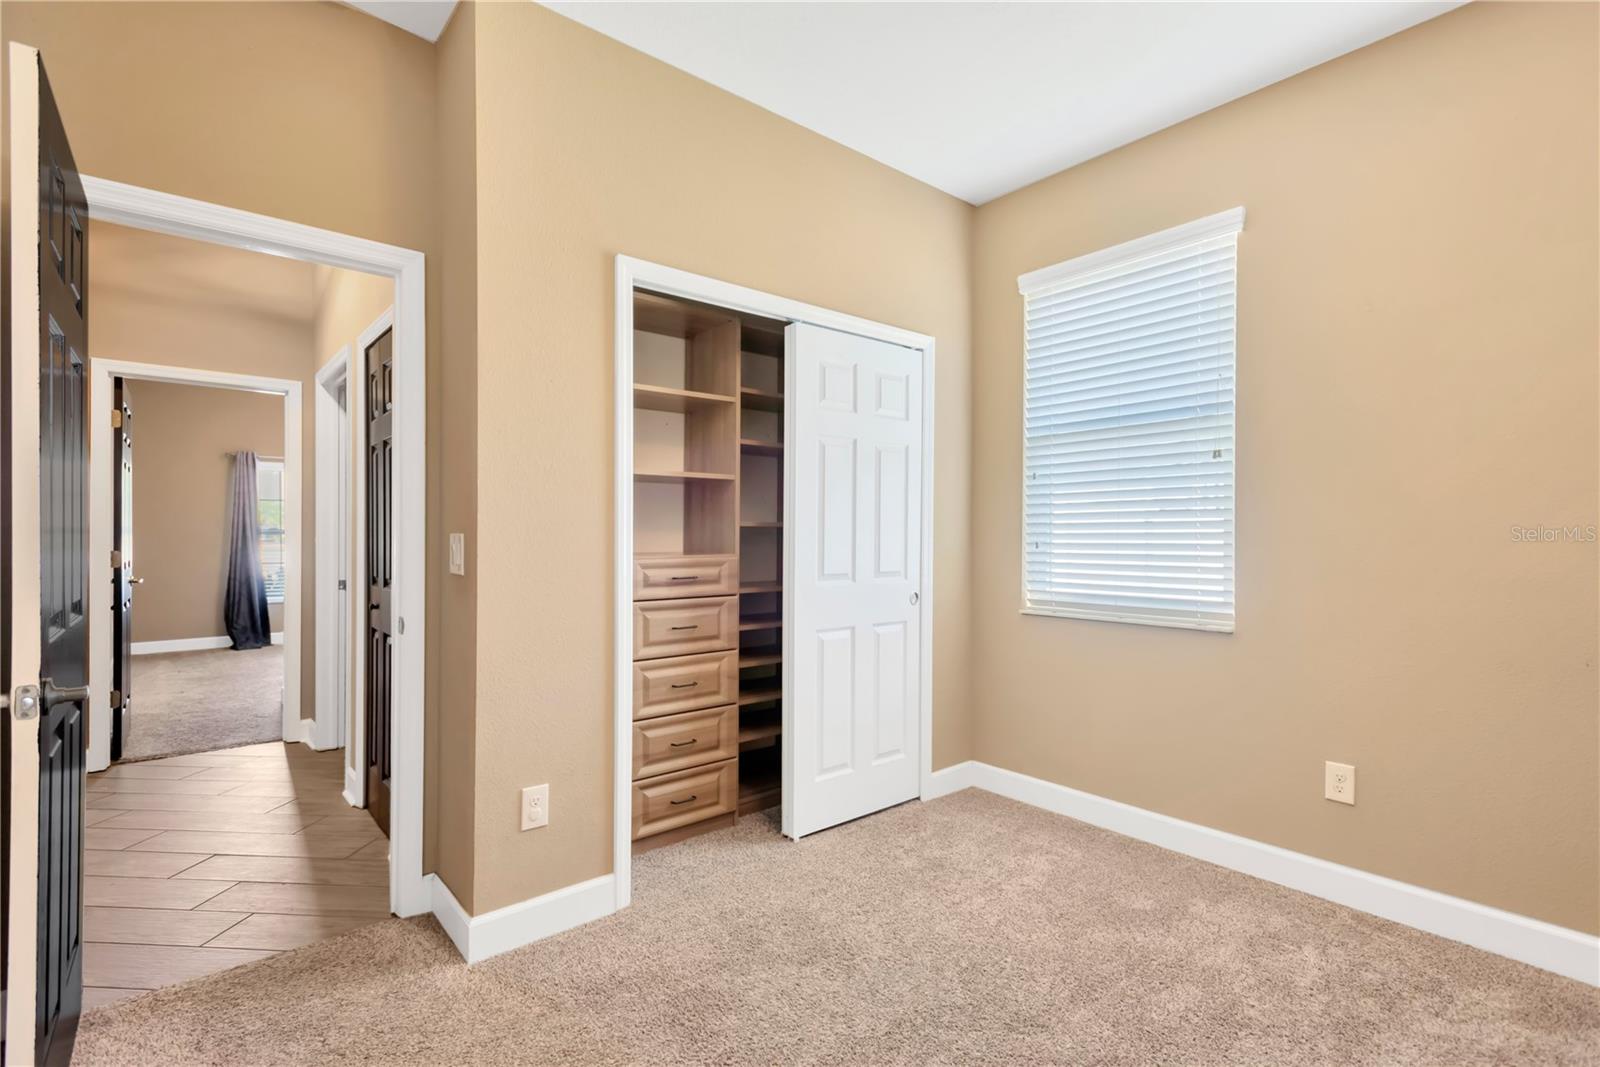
<box><xmin>633</xmin><ymin>705</ymin><xmax>737</xmax><ymax>780</ymax></box>
<box><xmin>632</xmin><ymin>759</ymin><xmax>737</xmax><ymax>840</ymax></box>
<box><xmin>633</xmin><ymin>554</ymin><xmax>738</xmax><ymax>600</ymax></box>
<box><xmin>633</xmin><ymin>650</ymin><xmax>737</xmax><ymax>719</ymax></box>
<box><xmin>632</xmin><ymin>597</ymin><xmax>737</xmax><ymax>660</ymax></box>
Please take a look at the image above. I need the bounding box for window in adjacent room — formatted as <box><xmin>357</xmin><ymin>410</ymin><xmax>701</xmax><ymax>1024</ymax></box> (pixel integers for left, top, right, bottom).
<box><xmin>257</xmin><ymin>457</ymin><xmax>287</xmax><ymax>604</ymax></box>
<box><xmin>1018</xmin><ymin>207</ymin><xmax>1242</xmax><ymax>632</ymax></box>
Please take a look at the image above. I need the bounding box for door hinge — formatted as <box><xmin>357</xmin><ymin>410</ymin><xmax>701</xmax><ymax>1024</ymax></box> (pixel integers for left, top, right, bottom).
<box><xmin>109</xmin><ymin>688</ymin><xmax>122</xmax><ymax>709</ymax></box>
<box><xmin>111</xmin><ymin>549</ymin><xmax>122</xmax><ymax>568</ymax></box>
<box><xmin>111</xmin><ymin>408</ymin><xmax>123</xmax><ymax>429</ymax></box>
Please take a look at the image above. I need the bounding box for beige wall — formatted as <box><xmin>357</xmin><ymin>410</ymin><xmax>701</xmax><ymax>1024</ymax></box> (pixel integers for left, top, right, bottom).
<box><xmin>3</xmin><ymin>0</ymin><xmax>456</xmax><ymax>871</ymax></box>
<box><xmin>465</xmin><ymin>1</ymin><xmax>974</xmax><ymax>913</ymax></box>
<box><xmin>127</xmin><ymin>382</ymin><xmax>285</xmax><ymax>643</ymax></box>
<box><xmin>431</xmin><ymin>1</ymin><xmax>479</xmax><ymax>905</ymax></box>
<box><xmin>970</xmin><ymin>2</ymin><xmax>1599</xmax><ymax>933</ymax></box>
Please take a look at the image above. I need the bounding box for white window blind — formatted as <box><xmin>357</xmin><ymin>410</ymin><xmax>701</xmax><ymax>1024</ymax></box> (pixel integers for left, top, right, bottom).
<box><xmin>257</xmin><ymin>459</ymin><xmax>287</xmax><ymax>604</ymax></box>
<box><xmin>1019</xmin><ymin>207</ymin><xmax>1242</xmax><ymax>633</ymax></box>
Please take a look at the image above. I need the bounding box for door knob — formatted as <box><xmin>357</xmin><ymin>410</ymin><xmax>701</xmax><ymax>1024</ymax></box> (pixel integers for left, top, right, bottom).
<box><xmin>40</xmin><ymin>677</ymin><xmax>90</xmax><ymax>710</ymax></box>
<box><xmin>130</xmin><ymin>576</ymin><xmax>145</xmax><ymax>585</ymax></box>
<box><xmin>909</xmin><ymin>592</ymin><xmax>920</xmax><ymax>605</ymax></box>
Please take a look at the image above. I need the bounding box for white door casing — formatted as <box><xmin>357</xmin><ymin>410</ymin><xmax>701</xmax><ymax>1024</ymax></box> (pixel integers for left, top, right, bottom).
<box><xmin>784</xmin><ymin>322</ymin><xmax>924</xmax><ymax>839</ymax></box>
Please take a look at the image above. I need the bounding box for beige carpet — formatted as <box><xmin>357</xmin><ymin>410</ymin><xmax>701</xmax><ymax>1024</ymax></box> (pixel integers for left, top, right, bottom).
<box><xmin>75</xmin><ymin>790</ymin><xmax>1598</xmax><ymax>1065</ymax></box>
<box><xmin>122</xmin><ymin>646</ymin><xmax>285</xmax><ymax>761</ymax></box>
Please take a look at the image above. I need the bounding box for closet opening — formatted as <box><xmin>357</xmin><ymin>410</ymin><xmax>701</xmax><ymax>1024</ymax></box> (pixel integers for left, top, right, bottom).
<box><xmin>614</xmin><ymin>256</ymin><xmax>938</xmax><ymax>905</ymax></box>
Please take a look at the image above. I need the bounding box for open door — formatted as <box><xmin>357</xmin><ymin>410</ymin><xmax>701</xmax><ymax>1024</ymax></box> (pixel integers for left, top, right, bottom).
<box><xmin>782</xmin><ymin>323</ymin><xmax>923</xmax><ymax>840</ymax></box>
<box><xmin>110</xmin><ymin>378</ymin><xmax>134</xmax><ymax>761</ymax></box>
<box><xmin>364</xmin><ymin>327</ymin><xmax>394</xmax><ymax>836</ymax></box>
<box><xmin>4</xmin><ymin>42</ymin><xmax>91</xmax><ymax>1067</ymax></box>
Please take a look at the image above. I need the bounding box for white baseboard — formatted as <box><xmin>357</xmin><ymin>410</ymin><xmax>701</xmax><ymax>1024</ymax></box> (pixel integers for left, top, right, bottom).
<box><xmin>343</xmin><ymin>765</ymin><xmax>363</xmax><ymax>809</ymax></box>
<box><xmin>429</xmin><ymin>872</ymin><xmax>617</xmax><ymax>965</ymax></box>
<box><xmin>133</xmin><ymin>632</ymin><xmax>285</xmax><ymax>655</ymax></box>
<box><xmin>926</xmin><ymin>761</ymin><xmax>1599</xmax><ymax>987</ymax></box>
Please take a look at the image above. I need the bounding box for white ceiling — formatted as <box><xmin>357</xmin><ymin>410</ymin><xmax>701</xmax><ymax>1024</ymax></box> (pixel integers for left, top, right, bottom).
<box><xmin>542</xmin><ymin>1</ymin><xmax>1461</xmax><ymax>205</ymax></box>
<box><xmin>343</xmin><ymin>1</ymin><xmax>458</xmax><ymax>42</ymax></box>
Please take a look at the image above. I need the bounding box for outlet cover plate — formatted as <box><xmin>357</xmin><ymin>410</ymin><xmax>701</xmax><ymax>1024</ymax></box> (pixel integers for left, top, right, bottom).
<box><xmin>520</xmin><ymin>784</ymin><xmax>549</xmax><ymax>830</ymax></box>
<box><xmin>1324</xmin><ymin>761</ymin><xmax>1355</xmax><ymax>805</ymax></box>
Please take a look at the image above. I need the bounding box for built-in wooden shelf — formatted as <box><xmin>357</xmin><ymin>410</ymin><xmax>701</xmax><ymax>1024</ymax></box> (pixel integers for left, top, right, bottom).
<box><xmin>738</xmin><ymin>721</ymin><xmax>782</xmax><ymax>745</ymax></box>
<box><xmin>740</xmin><ymin>387</ymin><xmax>784</xmax><ymax>412</ymax></box>
<box><xmin>739</xmin><ymin>581</ymin><xmax>782</xmax><ymax>594</ymax></box>
<box><xmin>738</xmin><ymin>687</ymin><xmax>782</xmax><ymax>706</ymax></box>
<box><xmin>633</xmin><ymin>383</ymin><xmax>736</xmax><ymax>414</ymax></box>
<box><xmin>737</xmin><ymin>767</ymin><xmax>781</xmax><ymax>815</ymax></box>
<box><xmin>738</xmin><ymin>615</ymin><xmax>782</xmax><ymax>632</ymax></box>
<box><xmin>739</xmin><ymin>438</ymin><xmax>782</xmax><ymax>456</ymax></box>
<box><xmin>740</xmin><ymin>521</ymin><xmax>782</xmax><ymax>529</ymax></box>
<box><xmin>739</xmin><ymin>648</ymin><xmax>782</xmax><ymax>668</ymax></box>
<box><xmin>635</xmin><ymin>469</ymin><xmax>736</xmax><ymax>484</ymax></box>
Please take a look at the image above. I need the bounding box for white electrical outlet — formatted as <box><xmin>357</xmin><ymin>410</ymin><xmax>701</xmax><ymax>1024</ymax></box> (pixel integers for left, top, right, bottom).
<box><xmin>520</xmin><ymin>784</ymin><xmax>549</xmax><ymax>830</ymax></box>
<box><xmin>1324</xmin><ymin>761</ymin><xmax>1356</xmax><ymax>805</ymax></box>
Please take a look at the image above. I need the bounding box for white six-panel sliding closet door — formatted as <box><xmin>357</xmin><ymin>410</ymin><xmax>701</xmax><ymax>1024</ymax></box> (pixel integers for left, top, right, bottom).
<box><xmin>783</xmin><ymin>323</ymin><xmax>924</xmax><ymax>839</ymax></box>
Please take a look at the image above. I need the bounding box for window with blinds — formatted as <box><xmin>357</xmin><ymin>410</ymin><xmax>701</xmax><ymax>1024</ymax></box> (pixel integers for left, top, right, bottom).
<box><xmin>257</xmin><ymin>459</ymin><xmax>287</xmax><ymax>604</ymax></box>
<box><xmin>1018</xmin><ymin>207</ymin><xmax>1242</xmax><ymax>633</ymax></box>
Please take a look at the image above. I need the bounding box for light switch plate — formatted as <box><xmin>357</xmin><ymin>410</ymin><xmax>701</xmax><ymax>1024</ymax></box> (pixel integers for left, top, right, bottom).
<box><xmin>1324</xmin><ymin>761</ymin><xmax>1356</xmax><ymax>805</ymax></box>
<box><xmin>448</xmin><ymin>533</ymin><xmax>465</xmax><ymax>576</ymax></box>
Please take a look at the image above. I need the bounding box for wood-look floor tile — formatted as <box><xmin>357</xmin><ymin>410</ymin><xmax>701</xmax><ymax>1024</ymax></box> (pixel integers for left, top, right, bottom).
<box><xmin>85</xmin><ymin>777</ymin><xmax>242</xmax><ymax>796</ymax></box>
<box><xmin>215</xmin><ymin>742</ymin><xmax>293</xmax><ymax>757</ymax></box>
<box><xmin>265</xmin><ymin>796</ymin><xmax>364</xmax><ymax>815</ymax></box>
<box><xmin>85</xmin><ymin>851</ymin><xmax>209</xmax><ymax>879</ymax></box>
<box><xmin>97</xmin><ymin>810</ymin><xmax>318</xmax><ymax>834</ymax></box>
<box><xmin>128</xmin><ymin>831</ymin><xmax>374</xmax><ymax>858</ymax></box>
<box><xmin>137</xmin><ymin>754</ymin><xmax>289</xmax><ymax>770</ymax></box>
<box><xmin>350</xmin><ymin>838</ymin><xmax>389</xmax><ymax>861</ymax></box>
<box><xmin>86</xmin><ymin>827</ymin><xmax>164</xmax><ymax>851</ymax></box>
<box><xmin>205</xmin><ymin>912</ymin><xmax>381</xmax><ymax>950</ymax></box>
<box><xmin>86</xmin><ymin>907</ymin><xmax>250</xmax><ymax>947</ymax></box>
<box><xmin>299</xmin><ymin>815</ymin><xmax>384</xmax><ymax>839</ymax></box>
<box><xmin>217</xmin><ymin>781</ymin><xmax>312</xmax><ymax>797</ymax></box>
<box><xmin>85</xmin><ymin>809</ymin><xmax>126</xmax><ymax>827</ymax></box>
<box><xmin>90</xmin><ymin>764</ymin><xmax>204</xmax><ymax>781</ymax></box>
<box><xmin>184</xmin><ymin>765</ymin><xmax>345</xmax><ymax>782</ymax></box>
<box><xmin>85</xmin><ymin>876</ymin><xmax>236</xmax><ymax>909</ymax></box>
<box><xmin>85</xmin><ymin>943</ymin><xmax>274</xmax><ymax>989</ymax></box>
<box><xmin>197</xmin><ymin>882</ymin><xmax>390</xmax><ymax>917</ymax></box>
<box><xmin>172</xmin><ymin>855</ymin><xmax>389</xmax><ymax>887</ymax></box>
<box><xmin>83</xmin><ymin>987</ymin><xmax>144</xmax><ymax>1011</ymax></box>
<box><xmin>88</xmin><ymin>792</ymin><xmax>291</xmax><ymax>813</ymax></box>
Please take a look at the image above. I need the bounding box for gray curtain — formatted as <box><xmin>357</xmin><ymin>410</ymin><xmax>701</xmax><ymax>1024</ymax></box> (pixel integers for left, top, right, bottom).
<box><xmin>224</xmin><ymin>451</ymin><xmax>272</xmax><ymax>650</ymax></box>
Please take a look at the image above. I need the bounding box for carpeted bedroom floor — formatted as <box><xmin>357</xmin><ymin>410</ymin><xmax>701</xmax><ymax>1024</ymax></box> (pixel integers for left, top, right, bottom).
<box><xmin>74</xmin><ymin>789</ymin><xmax>1599</xmax><ymax>1066</ymax></box>
<box><xmin>121</xmin><ymin>646</ymin><xmax>284</xmax><ymax>761</ymax></box>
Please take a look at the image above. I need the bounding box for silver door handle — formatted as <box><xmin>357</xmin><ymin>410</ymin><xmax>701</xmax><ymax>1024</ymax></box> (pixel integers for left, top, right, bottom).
<box><xmin>909</xmin><ymin>592</ymin><xmax>919</xmax><ymax>605</ymax></box>
<box><xmin>41</xmin><ymin>677</ymin><xmax>91</xmax><ymax>710</ymax></box>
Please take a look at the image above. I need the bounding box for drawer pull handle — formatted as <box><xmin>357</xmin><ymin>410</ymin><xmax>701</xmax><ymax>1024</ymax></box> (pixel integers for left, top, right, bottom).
<box><xmin>669</xmin><ymin>575</ymin><xmax>697</xmax><ymax>581</ymax></box>
<box><xmin>669</xmin><ymin>681</ymin><xmax>698</xmax><ymax>689</ymax></box>
<box><xmin>669</xmin><ymin>739</ymin><xmax>697</xmax><ymax>748</ymax></box>
<box><xmin>670</xmin><ymin>794</ymin><xmax>698</xmax><ymax>805</ymax></box>
<box><xmin>669</xmin><ymin>625</ymin><xmax>699</xmax><ymax>631</ymax></box>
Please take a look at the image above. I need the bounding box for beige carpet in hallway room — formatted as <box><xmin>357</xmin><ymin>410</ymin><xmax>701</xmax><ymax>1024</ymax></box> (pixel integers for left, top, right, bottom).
<box><xmin>121</xmin><ymin>646</ymin><xmax>284</xmax><ymax>760</ymax></box>
<box><xmin>74</xmin><ymin>790</ymin><xmax>1598</xmax><ymax>1066</ymax></box>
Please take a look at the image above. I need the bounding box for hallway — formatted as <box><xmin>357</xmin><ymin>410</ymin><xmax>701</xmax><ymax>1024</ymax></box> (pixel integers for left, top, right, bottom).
<box><xmin>83</xmin><ymin>741</ymin><xmax>388</xmax><ymax>1008</ymax></box>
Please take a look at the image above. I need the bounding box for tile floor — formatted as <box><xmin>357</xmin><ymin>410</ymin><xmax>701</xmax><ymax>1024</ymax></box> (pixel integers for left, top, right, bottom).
<box><xmin>83</xmin><ymin>742</ymin><xmax>389</xmax><ymax>1010</ymax></box>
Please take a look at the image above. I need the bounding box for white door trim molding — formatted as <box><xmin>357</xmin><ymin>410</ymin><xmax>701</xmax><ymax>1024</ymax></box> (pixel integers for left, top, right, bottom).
<box><xmin>612</xmin><ymin>254</ymin><xmax>937</xmax><ymax>912</ymax></box>
<box><xmin>313</xmin><ymin>346</ymin><xmax>352</xmax><ymax>752</ymax></box>
<box><xmin>82</xmin><ymin>175</ymin><xmax>428</xmax><ymax>919</ymax></box>
<box><xmin>925</xmin><ymin>761</ymin><xmax>1600</xmax><ymax>987</ymax></box>
<box><xmin>88</xmin><ymin>358</ymin><xmax>303</xmax><ymax>762</ymax></box>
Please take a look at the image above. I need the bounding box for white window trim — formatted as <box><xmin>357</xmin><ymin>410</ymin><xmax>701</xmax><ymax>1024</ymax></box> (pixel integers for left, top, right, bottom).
<box><xmin>1017</xmin><ymin>207</ymin><xmax>1244</xmax><ymax>633</ymax></box>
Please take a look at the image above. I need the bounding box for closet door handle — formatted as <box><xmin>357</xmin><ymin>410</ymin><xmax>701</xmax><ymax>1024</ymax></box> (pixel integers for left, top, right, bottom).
<box><xmin>669</xmin><ymin>739</ymin><xmax>697</xmax><ymax>748</ymax></box>
<box><xmin>669</xmin><ymin>625</ymin><xmax>698</xmax><ymax>631</ymax></box>
<box><xmin>669</xmin><ymin>681</ymin><xmax>698</xmax><ymax>689</ymax></box>
<box><xmin>670</xmin><ymin>794</ymin><xmax>698</xmax><ymax>805</ymax></box>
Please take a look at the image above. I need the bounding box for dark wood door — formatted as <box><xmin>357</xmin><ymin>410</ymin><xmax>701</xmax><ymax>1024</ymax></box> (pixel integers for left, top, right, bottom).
<box><xmin>110</xmin><ymin>378</ymin><xmax>134</xmax><ymax>760</ymax></box>
<box><xmin>28</xmin><ymin>52</ymin><xmax>90</xmax><ymax>1067</ymax></box>
<box><xmin>364</xmin><ymin>328</ymin><xmax>394</xmax><ymax>836</ymax></box>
